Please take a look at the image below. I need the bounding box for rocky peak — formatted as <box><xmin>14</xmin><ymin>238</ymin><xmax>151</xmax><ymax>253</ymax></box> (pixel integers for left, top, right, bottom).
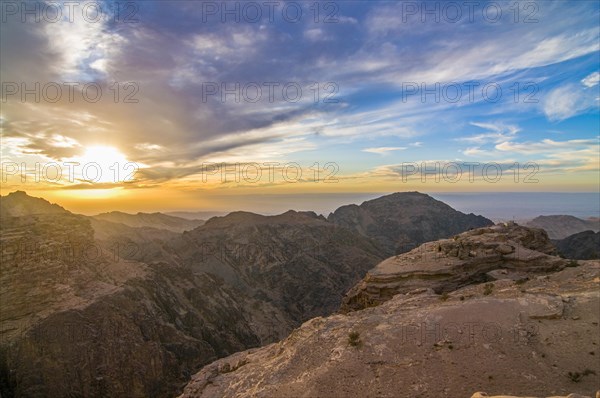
<box><xmin>0</xmin><ymin>191</ymin><xmax>68</xmax><ymax>217</ymax></box>
<box><xmin>327</xmin><ymin>191</ymin><xmax>493</xmax><ymax>256</ymax></box>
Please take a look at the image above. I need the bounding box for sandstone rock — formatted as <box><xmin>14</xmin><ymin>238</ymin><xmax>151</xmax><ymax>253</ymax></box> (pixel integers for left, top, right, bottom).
<box><xmin>496</xmin><ymin>244</ymin><xmax>515</xmax><ymax>254</ymax></box>
<box><xmin>341</xmin><ymin>223</ymin><xmax>565</xmax><ymax>312</ymax></box>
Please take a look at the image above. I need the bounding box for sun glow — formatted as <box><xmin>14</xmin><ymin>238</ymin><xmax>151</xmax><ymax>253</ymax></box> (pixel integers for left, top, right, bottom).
<box><xmin>68</xmin><ymin>145</ymin><xmax>133</xmax><ymax>184</ymax></box>
<box><xmin>81</xmin><ymin>145</ymin><xmax>128</xmax><ymax>166</ymax></box>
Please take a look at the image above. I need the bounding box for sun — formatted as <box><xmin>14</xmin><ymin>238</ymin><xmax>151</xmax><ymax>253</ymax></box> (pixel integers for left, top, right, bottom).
<box><xmin>69</xmin><ymin>145</ymin><xmax>134</xmax><ymax>184</ymax></box>
<box><xmin>83</xmin><ymin>146</ymin><xmax>127</xmax><ymax>164</ymax></box>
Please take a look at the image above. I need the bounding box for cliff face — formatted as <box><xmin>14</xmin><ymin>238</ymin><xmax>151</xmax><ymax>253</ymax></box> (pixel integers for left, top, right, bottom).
<box><xmin>0</xmin><ymin>192</ymin><xmax>244</xmax><ymax>397</ymax></box>
<box><xmin>328</xmin><ymin>192</ymin><xmax>493</xmax><ymax>256</ymax></box>
<box><xmin>179</xmin><ymin>226</ymin><xmax>600</xmax><ymax>398</ymax></box>
<box><xmin>0</xmin><ymin>192</ymin><xmax>148</xmax><ymax>343</ymax></box>
<box><xmin>341</xmin><ymin>223</ymin><xmax>564</xmax><ymax>312</ymax></box>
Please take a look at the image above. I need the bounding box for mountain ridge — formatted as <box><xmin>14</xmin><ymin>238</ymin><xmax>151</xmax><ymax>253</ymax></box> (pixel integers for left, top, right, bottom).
<box><xmin>527</xmin><ymin>215</ymin><xmax>600</xmax><ymax>239</ymax></box>
<box><xmin>93</xmin><ymin>210</ymin><xmax>205</xmax><ymax>233</ymax></box>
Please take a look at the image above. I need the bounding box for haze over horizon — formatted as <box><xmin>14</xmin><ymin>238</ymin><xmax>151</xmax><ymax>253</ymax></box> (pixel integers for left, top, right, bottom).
<box><xmin>3</xmin><ymin>190</ymin><xmax>599</xmax><ymax>223</ymax></box>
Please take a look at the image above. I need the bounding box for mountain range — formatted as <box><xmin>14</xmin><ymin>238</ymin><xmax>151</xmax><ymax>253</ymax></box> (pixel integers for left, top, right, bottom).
<box><xmin>1</xmin><ymin>191</ymin><xmax>597</xmax><ymax>398</ymax></box>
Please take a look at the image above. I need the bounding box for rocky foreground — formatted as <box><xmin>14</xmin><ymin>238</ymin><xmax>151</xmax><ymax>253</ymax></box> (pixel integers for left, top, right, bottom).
<box><xmin>341</xmin><ymin>223</ymin><xmax>565</xmax><ymax>312</ymax></box>
<box><xmin>180</xmin><ymin>224</ymin><xmax>600</xmax><ymax>398</ymax></box>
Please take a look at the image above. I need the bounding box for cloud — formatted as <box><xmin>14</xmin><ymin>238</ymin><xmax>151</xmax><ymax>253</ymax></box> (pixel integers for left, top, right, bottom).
<box><xmin>543</xmin><ymin>84</ymin><xmax>599</xmax><ymax>121</ymax></box>
<box><xmin>304</xmin><ymin>28</ymin><xmax>330</xmax><ymax>42</ymax></box>
<box><xmin>338</xmin><ymin>16</ymin><xmax>358</xmax><ymax>24</ymax></box>
<box><xmin>362</xmin><ymin>146</ymin><xmax>406</xmax><ymax>155</ymax></box>
<box><xmin>462</xmin><ymin>147</ymin><xmax>493</xmax><ymax>157</ymax></box>
<box><xmin>42</xmin><ymin>2</ymin><xmax>126</xmax><ymax>81</ymax></box>
<box><xmin>495</xmin><ymin>138</ymin><xmax>598</xmax><ymax>155</ymax></box>
<box><xmin>459</xmin><ymin>122</ymin><xmax>520</xmax><ymax>144</ymax></box>
<box><xmin>2</xmin><ymin>0</ymin><xmax>598</xmax><ymax>193</ymax></box>
<box><xmin>582</xmin><ymin>71</ymin><xmax>600</xmax><ymax>88</ymax></box>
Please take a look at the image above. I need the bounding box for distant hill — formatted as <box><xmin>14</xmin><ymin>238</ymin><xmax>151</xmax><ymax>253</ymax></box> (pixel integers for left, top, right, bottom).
<box><xmin>526</xmin><ymin>215</ymin><xmax>599</xmax><ymax>239</ymax></box>
<box><xmin>165</xmin><ymin>211</ymin><xmax>228</xmax><ymax>220</ymax></box>
<box><xmin>93</xmin><ymin>211</ymin><xmax>204</xmax><ymax>233</ymax></box>
<box><xmin>0</xmin><ymin>190</ymin><xmax>67</xmax><ymax>217</ymax></box>
<box><xmin>328</xmin><ymin>191</ymin><xmax>493</xmax><ymax>255</ymax></box>
<box><xmin>554</xmin><ymin>230</ymin><xmax>600</xmax><ymax>260</ymax></box>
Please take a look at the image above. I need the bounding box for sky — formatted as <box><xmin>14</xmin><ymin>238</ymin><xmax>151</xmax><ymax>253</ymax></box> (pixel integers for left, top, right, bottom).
<box><xmin>0</xmin><ymin>0</ymin><xmax>599</xmax><ymax>214</ymax></box>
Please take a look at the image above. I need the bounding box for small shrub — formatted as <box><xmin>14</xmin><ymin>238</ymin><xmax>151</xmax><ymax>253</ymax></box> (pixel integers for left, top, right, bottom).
<box><xmin>439</xmin><ymin>293</ymin><xmax>449</xmax><ymax>301</ymax></box>
<box><xmin>483</xmin><ymin>283</ymin><xmax>494</xmax><ymax>296</ymax></box>
<box><xmin>348</xmin><ymin>331</ymin><xmax>361</xmax><ymax>347</ymax></box>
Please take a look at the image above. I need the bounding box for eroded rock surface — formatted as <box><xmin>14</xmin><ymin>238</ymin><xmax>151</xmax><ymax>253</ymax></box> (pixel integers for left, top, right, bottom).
<box><xmin>341</xmin><ymin>223</ymin><xmax>565</xmax><ymax>312</ymax></box>
<box><xmin>180</xmin><ymin>262</ymin><xmax>600</xmax><ymax>398</ymax></box>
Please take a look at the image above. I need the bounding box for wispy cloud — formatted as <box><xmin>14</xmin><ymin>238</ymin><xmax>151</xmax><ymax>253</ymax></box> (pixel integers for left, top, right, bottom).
<box><xmin>362</xmin><ymin>146</ymin><xmax>407</xmax><ymax>155</ymax></box>
<box><xmin>582</xmin><ymin>71</ymin><xmax>600</xmax><ymax>87</ymax></box>
<box><xmin>543</xmin><ymin>83</ymin><xmax>599</xmax><ymax>121</ymax></box>
<box><xmin>459</xmin><ymin>122</ymin><xmax>520</xmax><ymax>144</ymax></box>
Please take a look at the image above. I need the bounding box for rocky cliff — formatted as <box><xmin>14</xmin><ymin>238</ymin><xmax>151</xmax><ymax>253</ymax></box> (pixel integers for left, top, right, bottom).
<box><xmin>341</xmin><ymin>222</ymin><xmax>565</xmax><ymax>312</ymax></box>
